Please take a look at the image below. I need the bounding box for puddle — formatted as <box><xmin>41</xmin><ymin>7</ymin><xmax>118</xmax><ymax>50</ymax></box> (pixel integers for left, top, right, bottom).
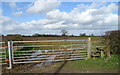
<box><xmin>31</xmin><ymin>55</ymin><xmax>56</xmax><ymax>68</ymax></box>
<box><xmin>25</xmin><ymin>50</ymin><xmax>56</xmax><ymax>69</ymax></box>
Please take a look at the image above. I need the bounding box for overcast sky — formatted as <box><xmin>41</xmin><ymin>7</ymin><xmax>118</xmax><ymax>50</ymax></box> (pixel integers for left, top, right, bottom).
<box><xmin>1</xmin><ymin>0</ymin><xmax>119</xmax><ymax>36</ymax></box>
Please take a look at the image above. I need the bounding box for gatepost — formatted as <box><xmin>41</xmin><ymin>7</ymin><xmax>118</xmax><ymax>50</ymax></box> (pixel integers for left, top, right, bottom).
<box><xmin>87</xmin><ymin>37</ymin><xmax>91</xmax><ymax>59</ymax></box>
<box><xmin>7</xmin><ymin>41</ymin><xmax>13</xmax><ymax>69</ymax></box>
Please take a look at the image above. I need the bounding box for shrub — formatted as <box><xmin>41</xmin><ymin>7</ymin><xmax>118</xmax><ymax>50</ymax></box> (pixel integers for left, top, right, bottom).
<box><xmin>103</xmin><ymin>30</ymin><xmax>120</xmax><ymax>54</ymax></box>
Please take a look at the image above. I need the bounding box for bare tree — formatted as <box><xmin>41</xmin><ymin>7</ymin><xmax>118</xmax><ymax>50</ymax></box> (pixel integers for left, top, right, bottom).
<box><xmin>60</xmin><ymin>30</ymin><xmax>68</xmax><ymax>36</ymax></box>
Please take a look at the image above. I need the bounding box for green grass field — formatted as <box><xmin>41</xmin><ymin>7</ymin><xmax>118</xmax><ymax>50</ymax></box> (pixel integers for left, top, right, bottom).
<box><xmin>54</xmin><ymin>54</ymin><xmax>119</xmax><ymax>73</ymax></box>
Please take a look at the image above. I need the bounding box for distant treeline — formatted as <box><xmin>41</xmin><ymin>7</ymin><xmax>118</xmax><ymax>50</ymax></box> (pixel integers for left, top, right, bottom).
<box><xmin>1</xmin><ymin>33</ymin><xmax>96</xmax><ymax>42</ymax></box>
<box><xmin>1</xmin><ymin>33</ymin><xmax>95</xmax><ymax>37</ymax></box>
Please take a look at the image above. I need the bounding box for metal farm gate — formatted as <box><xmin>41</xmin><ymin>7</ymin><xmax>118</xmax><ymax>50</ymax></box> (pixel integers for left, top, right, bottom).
<box><xmin>0</xmin><ymin>42</ymin><xmax>7</xmax><ymax>65</ymax></box>
<box><xmin>1</xmin><ymin>37</ymin><xmax>92</xmax><ymax>69</ymax></box>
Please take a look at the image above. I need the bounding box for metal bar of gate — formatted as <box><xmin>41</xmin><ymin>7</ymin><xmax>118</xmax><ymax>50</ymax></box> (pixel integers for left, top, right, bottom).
<box><xmin>13</xmin><ymin>52</ymin><xmax>87</xmax><ymax>56</ymax></box>
<box><xmin>13</xmin><ymin>40</ymin><xmax>87</xmax><ymax>43</ymax></box>
<box><xmin>13</xmin><ymin>56</ymin><xmax>87</xmax><ymax>61</ymax></box>
<box><xmin>13</xmin><ymin>48</ymin><xmax>86</xmax><ymax>53</ymax></box>
<box><xmin>11</xmin><ymin>41</ymin><xmax>14</xmax><ymax>62</ymax></box>
<box><xmin>13</xmin><ymin>44</ymin><xmax>87</xmax><ymax>48</ymax></box>
<box><xmin>13</xmin><ymin>58</ymin><xmax>85</xmax><ymax>64</ymax></box>
<box><xmin>8</xmin><ymin>41</ymin><xmax>12</xmax><ymax>69</ymax></box>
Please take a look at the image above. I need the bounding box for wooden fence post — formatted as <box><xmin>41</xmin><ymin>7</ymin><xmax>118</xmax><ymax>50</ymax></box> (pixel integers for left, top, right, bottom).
<box><xmin>106</xmin><ymin>39</ymin><xmax>111</xmax><ymax>58</ymax></box>
<box><xmin>101</xmin><ymin>51</ymin><xmax>104</xmax><ymax>57</ymax></box>
<box><xmin>87</xmin><ymin>37</ymin><xmax>91</xmax><ymax>59</ymax></box>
